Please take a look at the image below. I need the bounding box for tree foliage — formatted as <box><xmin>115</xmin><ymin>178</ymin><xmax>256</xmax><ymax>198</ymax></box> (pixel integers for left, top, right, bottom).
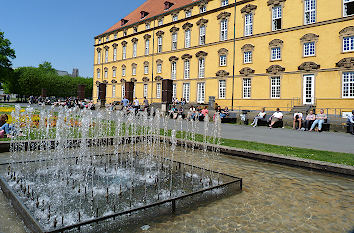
<box><xmin>0</xmin><ymin>30</ymin><xmax>16</xmax><ymax>84</ymax></box>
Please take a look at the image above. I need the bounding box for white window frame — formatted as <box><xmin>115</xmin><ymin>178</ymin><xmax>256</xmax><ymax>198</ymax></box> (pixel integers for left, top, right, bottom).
<box><xmin>144</xmin><ymin>84</ymin><xmax>148</xmax><ymax>98</ymax></box>
<box><xmin>156</xmin><ymin>83</ymin><xmax>161</xmax><ymax>99</ymax></box>
<box><xmin>197</xmin><ymin>82</ymin><xmax>205</xmax><ymax>103</ymax></box>
<box><xmin>132</xmin><ymin>66</ymin><xmax>136</xmax><ymax>76</ymax></box>
<box><xmin>199</xmin><ymin>25</ymin><xmax>206</xmax><ymax>45</ymax></box>
<box><xmin>158</xmin><ymin>19</ymin><xmax>163</xmax><ymax>26</ymax></box>
<box><xmin>171</xmin><ymin>62</ymin><xmax>177</xmax><ymax>80</ymax></box>
<box><xmin>114</xmin><ymin>33</ymin><xmax>117</xmax><ymax>39</ymax></box>
<box><xmin>172</xmin><ymin>14</ymin><xmax>178</xmax><ymax>22</ymax></box>
<box><xmin>122</xmin><ymin>67</ymin><xmax>126</xmax><ymax>77</ymax></box>
<box><xmin>343</xmin><ymin>36</ymin><xmax>354</xmax><ymax>52</ymax></box>
<box><xmin>145</xmin><ymin>39</ymin><xmax>150</xmax><ymax>55</ymax></box>
<box><xmin>144</xmin><ymin>65</ymin><xmax>149</xmax><ymax>75</ymax></box>
<box><xmin>304</xmin><ymin>0</ymin><xmax>316</xmax><ymax>24</ymax></box>
<box><xmin>133</xmin><ymin>42</ymin><xmax>137</xmax><ymax>58</ymax></box>
<box><xmin>198</xmin><ymin>58</ymin><xmax>205</xmax><ymax>78</ymax></box>
<box><xmin>218</xmin><ymin>80</ymin><xmax>226</xmax><ymax>99</ymax></box>
<box><xmin>113</xmin><ymin>47</ymin><xmax>117</xmax><ymax>61</ymax></box>
<box><xmin>146</xmin><ymin>23</ymin><xmax>150</xmax><ymax>29</ymax></box>
<box><xmin>220</xmin><ymin>55</ymin><xmax>227</xmax><ymax>66</ymax></box>
<box><xmin>343</xmin><ymin>0</ymin><xmax>354</xmax><ymax>17</ymax></box>
<box><xmin>185</xmin><ymin>10</ymin><xmax>191</xmax><ymax>18</ymax></box>
<box><xmin>113</xmin><ymin>68</ymin><xmax>116</xmax><ymax>78</ymax></box>
<box><xmin>122</xmin><ymin>46</ymin><xmax>127</xmax><ymax>59</ymax></box>
<box><xmin>271</xmin><ymin>47</ymin><xmax>281</xmax><ymax>61</ymax></box>
<box><xmin>220</xmin><ymin>19</ymin><xmax>228</xmax><ymax>41</ymax></box>
<box><xmin>303</xmin><ymin>42</ymin><xmax>315</xmax><ymax>57</ymax></box>
<box><xmin>184</xmin><ymin>60</ymin><xmax>190</xmax><ymax>79</ymax></box>
<box><xmin>185</xmin><ymin>29</ymin><xmax>191</xmax><ymax>48</ymax></box>
<box><xmin>342</xmin><ymin>71</ymin><xmax>354</xmax><ymax>98</ymax></box>
<box><xmin>221</xmin><ymin>0</ymin><xmax>229</xmax><ymax>7</ymax></box>
<box><xmin>243</xmin><ymin>51</ymin><xmax>252</xmax><ymax>64</ymax></box>
<box><xmin>272</xmin><ymin>6</ymin><xmax>282</xmax><ymax>31</ymax></box>
<box><xmin>172</xmin><ymin>32</ymin><xmax>178</xmax><ymax>50</ymax></box>
<box><xmin>97</xmin><ymin>69</ymin><xmax>100</xmax><ymax>79</ymax></box>
<box><xmin>121</xmin><ymin>84</ymin><xmax>125</xmax><ymax>98</ymax></box>
<box><xmin>97</xmin><ymin>51</ymin><xmax>101</xmax><ymax>64</ymax></box>
<box><xmin>112</xmin><ymin>85</ymin><xmax>116</xmax><ymax>97</ymax></box>
<box><xmin>183</xmin><ymin>83</ymin><xmax>190</xmax><ymax>102</ymax></box>
<box><xmin>104</xmin><ymin>69</ymin><xmax>108</xmax><ymax>79</ymax></box>
<box><xmin>158</xmin><ymin>36</ymin><xmax>163</xmax><ymax>53</ymax></box>
<box><xmin>172</xmin><ymin>83</ymin><xmax>177</xmax><ymax>98</ymax></box>
<box><xmin>271</xmin><ymin>76</ymin><xmax>281</xmax><ymax>98</ymax></box>
<box><xmin>243</xmin><ymin>78</ymin><xmax>251</xmax><ymax>99</ymax></box>
<box><xmin>200</xmin><ymin>5</ymin><xmax>206</xmax><ymax>13</ymax></box>
<box><xmin>105</xmin><ymin>48</ymin><xmax>109</xmax><ymax>63</ymax></box>
<box><xmin>244</xmin><ymin>13</ymin><xmax>253</xmax><ymax>36</ymax></box>
<box><xmin>157</xmin><ymin>63</ymin><xmax>162</xmax><ymax>74</ymax></box>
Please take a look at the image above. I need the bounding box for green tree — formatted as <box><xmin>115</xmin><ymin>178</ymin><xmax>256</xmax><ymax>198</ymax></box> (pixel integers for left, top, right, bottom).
<box><xmin>38</xmin><ymin>61</ymin><xmax>56</xmax><ymax>74</ymax></box>
<box><xmin>0</xmin><ymin>30</ymin><xmax>16</xmax><ymax>85</ymax></box>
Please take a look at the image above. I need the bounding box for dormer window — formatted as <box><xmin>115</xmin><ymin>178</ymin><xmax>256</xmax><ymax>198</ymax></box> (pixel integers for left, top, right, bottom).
<box><xmin>164</xmin><ymin>1</ymin><xmax>174</xmax><ymax>10</ymax></box>
<box><xmin>123</xmin><ymin>30</ymin><xmax>127</xmax><ymax>36</ymax></box>
<box><xmin>141</xmin><ymin>11</ymin><xmax>149</xmax><ymax>19</ymax></box>
<box><xmin>121</xmin><ymin>19</ymin><xmax>129</xmax><ymax>26</ymax></box>
<box><xmin>133</xmin><ymin>27</ymin><xmax>138</xmax><ymax>33</ymax></box>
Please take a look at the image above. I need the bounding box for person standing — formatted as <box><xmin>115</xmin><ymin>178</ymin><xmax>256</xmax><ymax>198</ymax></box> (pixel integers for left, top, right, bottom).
<box><xmin>143</xmin><ymin>97</ymin><xmax>149</xmax><ymax>110</ymax></box>
<box><xmin>309</xmin><ymin>109</ymin><xmax>327</xmax><ymax>132</ymax></box>
<box><xmin>133</xmin><ymin>97</ymin><xmax>139</xmax><ymax>114</ymax></box>
<box><xmin>122</xmin><ymin>96</ymin><xmax>129</xmax><ymax>108</ymax></box>
<box><xmin>347</xmin><ymin>110</ymin><xmax>354</xmax><ymax>135</ymax></box>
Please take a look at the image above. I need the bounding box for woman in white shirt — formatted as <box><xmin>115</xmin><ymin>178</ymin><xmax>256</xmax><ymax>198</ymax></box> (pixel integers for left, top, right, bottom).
<box><xmin>251</xmin><ymin>108</ymin><xmax>266</xmax><ymax>127</ymax></box>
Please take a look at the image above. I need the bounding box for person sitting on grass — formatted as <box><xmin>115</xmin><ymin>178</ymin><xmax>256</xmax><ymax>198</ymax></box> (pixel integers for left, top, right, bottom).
<box><xmin>309</xmin><ymin>109</ymin><xmax>327</xmax><ymax>132</ymax></box>
<box><xmin>304</xmin><ymin>110</ymin><xmax>316</xmax><ymax>131</ymax></box>
<box><xmin>269</xmin><ymin>108</ymin><xmax>283</xmax><ymax>128</ymax></box>
<box><xmin>293</xmin><ymin>112</ymin><xmax>303</xmax><ymax>130</ymax></box>
<box><xmin>347</xmin><ymin>110</ymin><xmax>354</xmax><ymax>135</ymax></box>
<box><xmin>251</xmin><ymin>108</ymin><xmax>266</xmax><ymax>127</ymax></box>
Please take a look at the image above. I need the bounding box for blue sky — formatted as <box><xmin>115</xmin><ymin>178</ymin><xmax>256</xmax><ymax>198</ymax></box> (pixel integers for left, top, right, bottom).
<box><xmin>0</xmin><ymin>0</ymin><xmax>146</xmax><ymax>77</ymax></box>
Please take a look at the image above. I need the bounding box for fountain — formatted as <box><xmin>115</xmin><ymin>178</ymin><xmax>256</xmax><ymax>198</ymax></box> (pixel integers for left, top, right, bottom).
<box><xmin>0</xmin><ymin>106</ymin><xmax>242</xmax><ymax>233</ymax></box>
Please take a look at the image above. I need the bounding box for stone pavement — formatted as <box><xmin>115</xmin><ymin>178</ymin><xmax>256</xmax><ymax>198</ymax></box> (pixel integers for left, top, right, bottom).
<box><xmin>167</xmin><ymin>119</ymin><xmax>354</xmax><ymax>154</ymax></box>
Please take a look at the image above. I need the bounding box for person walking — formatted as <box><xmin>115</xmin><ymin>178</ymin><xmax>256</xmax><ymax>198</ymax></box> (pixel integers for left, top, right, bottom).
<box><xmin>122</xmin><ymin>96</ymin><xmax>129</xmax><ymax>108</ymax></box>
<box><xmin>143</xmin><ymin>97</ymin><xmax>149</xmax><ymax>110</ymax></box>
<box><xmin>133</xmin><ymin>97</ymin><xmax>139</xmax><ymax>114</ymax></box>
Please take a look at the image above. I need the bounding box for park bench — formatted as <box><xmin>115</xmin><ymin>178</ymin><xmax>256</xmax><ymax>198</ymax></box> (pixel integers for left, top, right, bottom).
<box><xmin>221</xmin><ymin>112</ymin><xmax>237</xmax><ymax>123</ymax></box>
<box><xmin>257</xmin><ymin>115</ymin><xmax>283</xmax><ymax>128</ymax></box>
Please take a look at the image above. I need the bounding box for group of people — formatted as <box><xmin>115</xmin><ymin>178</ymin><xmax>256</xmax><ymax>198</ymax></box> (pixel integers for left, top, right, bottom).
<box><xmin>2</xmin><ymin>95</ymin><xmax>11</xmax><ymax>102</ymax></box>
<box><xmin>172</xmin><ymin>98</ymin><xmax>187</xmax><ymax>106</ymax></box>
<box><xmin>118</xmin><ymin>96</ymin><xmax>149</xmax><ymax>114</ymax></box>
<box><xmin>251</xmin><ymin>108</ymin><xmax>329</xmax><ymax>131</ymax></box>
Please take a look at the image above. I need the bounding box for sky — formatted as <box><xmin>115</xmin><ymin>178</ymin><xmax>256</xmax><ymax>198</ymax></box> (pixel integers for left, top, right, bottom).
<box><xmin>0</xmin><ymin>0</ymin><xmax>146</xmax><ymax>77</ymax></box>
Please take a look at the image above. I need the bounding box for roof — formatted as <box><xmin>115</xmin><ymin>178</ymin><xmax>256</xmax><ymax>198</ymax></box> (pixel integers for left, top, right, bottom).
<box><xmin>99</xmin><ymin>0</ymin><xmax>198</xmax><ymax>37</ymax></box>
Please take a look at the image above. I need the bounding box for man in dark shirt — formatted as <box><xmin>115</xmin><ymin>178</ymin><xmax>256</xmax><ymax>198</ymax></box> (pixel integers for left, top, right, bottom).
<box><xmin>347</xmin><ymin>110</ymin><xmax>354</xmax><ymax>135</ymax></box>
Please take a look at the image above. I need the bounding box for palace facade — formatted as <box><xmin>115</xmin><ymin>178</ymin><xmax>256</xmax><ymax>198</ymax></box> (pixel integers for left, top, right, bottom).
<box><xmin>93</xmin><ymin>0</ymin><xmax>354</xmax><ymax>113</ymax></box>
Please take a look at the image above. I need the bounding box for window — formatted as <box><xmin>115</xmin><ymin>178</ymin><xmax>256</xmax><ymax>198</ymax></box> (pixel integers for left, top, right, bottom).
<box><xmin>200</xmin><ymin>5</ymin><xmax>206</xmax><ymax>13</ymax></box>
<box><xmin>244</xmin><ymin>13</ymin><xmax>253</xmax><ymax>36</ymax></box>
<box><xmin>172</xmin><ymin>14</ymin><xmax>178</xmax><ymax>22</ymax></box>
<box><xmin>158</xmin><ymin>18</ymin><xmax>163</xmax><ymax>26</ymax></box>
<box><xmin>271</xmin><ymin>76</ymin><xmax>281</xmax><ymax>98</ymax></box>
<box><xmin>243</xmin><ymin>78</ymin><xmax>251</xmax><ymax>98</ymax></box>
<box><xmin>98</xmin><ymin>39</ymin><xmax>101</xmax><ymax>44</ymax></box>
<box><xmin>158</xmin><ymin>36</ymin><xmax>163</xmax><ymax>53</ymax></box>
<box><xmin>146</xmin><ymin>23</ymin><xmax>150</xmax><ymax>30</ymax></box>
<box><xmin>144</xmin><ymin>65</ymin><xmax>149</xmax><ymax>74</ymax></box>
<box><xmin>343</xmin><ymin>36</ymin><xmax>354</xmax><ymax>52</ymax></box>
<box><xmin>304</xmin><ymin>0</ymin><xmax>316</xmax><ymax>24</ymax></box>
<box><xmin>121</xmin><ymin>84</ymin><xmax>125</xmax><ymax>98</ymax></box>
<box><xmin>113</xmin><ymin>68</ymin><xmax>116</xmax><ymax>78</ymax></box>
<box><xmin>218</xmin><ymin>80</ymin><xmax>226</xmax><ymax>99</ymax></box>
<box><xmin>272</xmin><ymin>6</ymin><xmax>282</xmax><ymax>31</ymax></box>
<box><xmin>112</xmin><ymin>85</ymin><xmax>116</xmax><ymax>97</ymax></box>
<box><xmin>185</xmin><ymin>29</ymin><xmax>191</xmax><ymax>48</ymax></box>
<box><xmin>344</xmin><ymin>0</ymin><xmax>354</xmax><ymax>17</ymax></box>
<box><xmin>106</xmin><ymin>35</ymin><xmax>109</xmax><ymax>41</ymax></box>
<box><xmin>197</xmin><ymin>83</ymin><xmax>205</xmax><ymax>103</ymax></box>
<box><xmin>97</xmin><ymin>51</ymin><xmax>101</xmax><ymax>64</ymax></box>
<box><xmin>104</xmin><ymin>69</ymin><xmax>108</xmax><ymax>78</ymax></box>
<box><xmin>123</xmin><ymin>31</ymin><xmax>127</xmax><ymax>36</ymax></box>
<box><xmin>133</xmin><ymin>42</ymin><xmax>137</xmax><ymax>58</ymax></box>
<box><xmin>198</xmin><ymin>58</ymin><xmax>205</xmax><ymax>78</ymax></box>
<box><xmin>185</xmin><ymin>10</ymin><xmax>192</xmax><ymax>18</ymax></box>
<box><xmin>220</xmin><ymin>55</ymin><xmax>227</xmax><ymax>66</ymax></box>
<box><xmin>133</xmin><ymin>27</ymin><xmax>138</xmax><ymax>33</ymax></box>
<box><xmin>97</xmin><ymin>69</ymin><xmax>100</xmax><ymax>79</ymax></box>
<box><xmin>220</xmin><ymin>19</ymin><xmax>228</xmax><ymax>41</ymax></box>
<box><xmin>145</xmin><ymin>39</ymin><xmax>150</xmax><ymax>55</ymax></box>
<box><xmin>114</xmin><ymin>33</ymin><xmax>117</xmax><ymax>39</ymax></box>
<box><xmin>172</xmin><ymin>33</ymin><xmax>178</xmax><ymax>50</ymax></box>
<box><xmin>97</xmin><ymin>86</ymin><xmax>99</xmax><ymax>97</ymax></box>
<box><xmin>184</xmin><ymin>60</ymin><xmax>190</xmax><ymax>79</ymax></box>
<box><xmin>183</xmin><ymin>83</ymin><xmax>190</xmax><ymax>102</ymax></box>
<box><xmin>122</xmin><ymin>45</ymin><xmax>127</xmax><ymax>59</ymax></box>
<box><xmin>271</xmin><ymin>47</ymin><xmax>281</xmax><ymax>61</ymax></box>
<box><xmin>171</xmin><ymin>62</ymin><xmax>177</xmax><ymax>80</ymax></box>
<box><xmin>304</xmin><ymin>42</ymin><xmax>315</xmax><ymax>56</ymax></box>
<box><xmin>172</xmin><ymin>84</ymin><xmax>177</xmax><ymax>98</ymax></box>
<box><xmin>221</xmin><ymin>0</ymin><xmax>229</xmax><ymax>7</ymax></box>
<box><xmin>199</xmin><ymin>25</ymin><xmax>206</xmax><ymax>45</ymax></box>
<box><xmin>157</xmin><ymin>63</ymin><xmax>162</xmax><ymax>74</ymax></box>
<box><xmin>342</xmin><ymin>72</ymin><xmax>354</xmax><ymax>98</ymax></box>
<box><xmin>105</xmin><ymin>48</ymin><xmax>109</xmax><ymax>63</ymax></box>
<box><xmin>144</xmin><ymin>84</ymin><xmax>148</xmax><ymax>98</ymax></box>
<box><xmin>122</xmin><ymin>67</ymin><xmax>126</xmax><ymax>77</ymax></box>
<box><xmin>132</xmin><ymin>66</ymin><xmax>136</xmax><ymax>76</ymax></box>
<box><xmin>156</xmin><ymin>83</ymin><xmax>161</xmax><ymax>98</ymax></box>
<box><xmin>113</xmin><ymin>47</ymin><xmax>117</xmax><ymax>61</ymax></box>
<box><xmin>244</xmin><ymin>51</ymin><xmax>252</xmax><ymax>63</ymax></box>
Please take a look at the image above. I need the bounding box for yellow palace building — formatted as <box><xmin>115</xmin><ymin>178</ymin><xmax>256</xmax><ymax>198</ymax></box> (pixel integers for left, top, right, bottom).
<box><xmin>93</xmin><ymin>0</ymin><xmax>354</xmax><ymax>113</ymax></box>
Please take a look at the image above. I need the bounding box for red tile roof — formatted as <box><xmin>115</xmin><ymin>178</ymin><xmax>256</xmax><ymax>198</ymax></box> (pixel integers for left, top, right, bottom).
<box><xmin>99</xmin><ymin>0</ymin><xmax>197</xmax><ymax>37</ymax></box>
